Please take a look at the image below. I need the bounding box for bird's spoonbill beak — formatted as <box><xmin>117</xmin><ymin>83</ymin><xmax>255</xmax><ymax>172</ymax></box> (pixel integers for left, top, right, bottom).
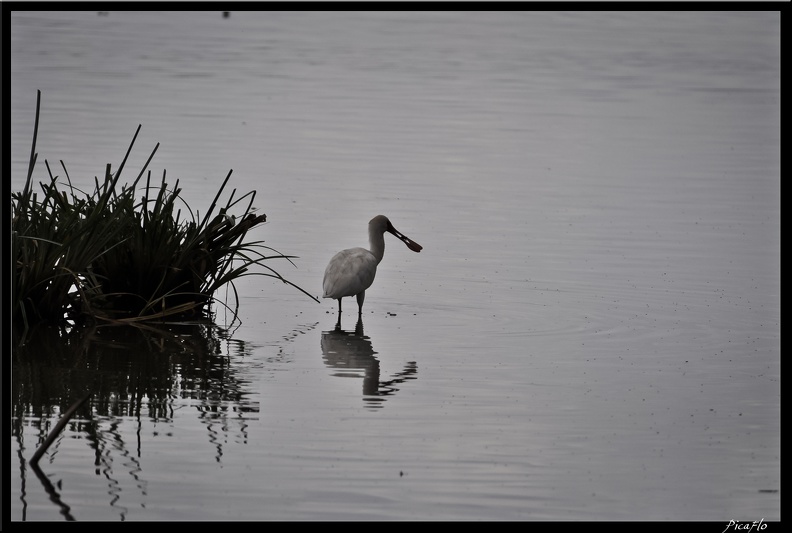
<box><xmin>388</xmin><ymin>224</ymin><xmax>422</xmax><ymax>253</ymax></box>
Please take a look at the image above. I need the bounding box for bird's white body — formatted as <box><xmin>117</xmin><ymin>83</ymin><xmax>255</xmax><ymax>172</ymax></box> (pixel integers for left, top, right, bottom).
<box><xmin>322</xmin><ymin>247</ymin><xmax>379</xmax><ymax>301</ymax></box>
<box><xmin>323</xmin><ymin>215</ymin><xmax>421</xmax><ymax>325</ymax></box>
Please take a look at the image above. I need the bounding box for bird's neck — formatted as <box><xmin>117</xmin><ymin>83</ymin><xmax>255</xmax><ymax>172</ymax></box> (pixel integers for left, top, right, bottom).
<box><xmin>369</xmin><ymin>230</ymin><xmax>386</xmax><ymax>264</ymax></box>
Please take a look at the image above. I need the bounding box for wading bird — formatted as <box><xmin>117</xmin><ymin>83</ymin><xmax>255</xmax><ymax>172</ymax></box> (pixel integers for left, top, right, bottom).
<box><xmin>323</xmin><ymin>215</ymin><xmax>422</xmax><ymax>326</ymax></box>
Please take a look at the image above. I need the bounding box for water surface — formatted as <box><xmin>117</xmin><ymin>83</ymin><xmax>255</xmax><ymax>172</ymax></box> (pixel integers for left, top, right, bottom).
<box><xmin>9</xmin><ymin>10</ymin><xmax>780</xmax><ymax>521</ymax></box>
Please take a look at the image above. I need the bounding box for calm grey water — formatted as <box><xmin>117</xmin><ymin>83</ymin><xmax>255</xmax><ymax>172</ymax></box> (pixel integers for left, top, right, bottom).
<box><xmin>10</xmin><ymin>10</ymin><xmax>780</xmax><ymax>521</ymax></box>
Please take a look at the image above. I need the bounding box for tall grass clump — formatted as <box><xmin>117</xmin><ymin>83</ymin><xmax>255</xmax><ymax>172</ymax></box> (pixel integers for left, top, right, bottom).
<box><xmin>12</xmin><ymin>91</ymin><xmax>316</xmax><ymax>336</ymax></box>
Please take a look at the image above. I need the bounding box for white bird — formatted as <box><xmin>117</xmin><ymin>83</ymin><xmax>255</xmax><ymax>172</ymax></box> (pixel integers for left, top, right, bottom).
<box><xmin>323</xmin><ymin>215</ymin><xmax>422</xmax><ymax>324</ymax></box>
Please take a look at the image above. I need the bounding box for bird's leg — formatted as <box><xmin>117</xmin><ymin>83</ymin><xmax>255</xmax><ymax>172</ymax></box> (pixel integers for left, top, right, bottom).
<box><xmin>356</xmin><ymin>291</ymin><xmax>366</xmax><ymax>316</ymax></box>
<box><xmin>335</xmin><ymin>299</ymin><xmax>342</xmax><ymax>329</ymax></box>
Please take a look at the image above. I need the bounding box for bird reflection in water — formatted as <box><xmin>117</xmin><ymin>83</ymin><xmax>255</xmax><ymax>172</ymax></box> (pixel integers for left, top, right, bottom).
<box><xmin>321</xmin><ymin>318</ymin><xmax>417</xmax><ymax>409</ymax></box>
